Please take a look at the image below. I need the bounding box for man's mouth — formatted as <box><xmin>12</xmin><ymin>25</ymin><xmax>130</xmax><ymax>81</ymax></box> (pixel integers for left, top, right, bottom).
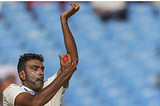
<box><xmin>37</xmin><ymin>78</ymin><xmax>44</xmax><ymax>82</ymax></box>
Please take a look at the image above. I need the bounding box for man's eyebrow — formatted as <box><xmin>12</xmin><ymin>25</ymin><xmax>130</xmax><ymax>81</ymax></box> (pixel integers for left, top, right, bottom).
<box><xmin>31</xmin><ymin>65</ymin><xmax>45</xmax><ymax>69</ymax></box>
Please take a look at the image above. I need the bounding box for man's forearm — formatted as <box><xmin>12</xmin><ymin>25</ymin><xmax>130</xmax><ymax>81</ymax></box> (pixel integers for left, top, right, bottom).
<box><xmin>60</xmin><ymin>17</ymin><xmax>78</xmax><ymax>63</ymax></box>
<box><xmin>15</xmin><ymin>72</ymin><xmax>70</xmax><ymax>106</ymax></box>
<box><xmin>31</xmin><ymin>72</ymin><xmax>70</xmax><ymax>106</ymax></box>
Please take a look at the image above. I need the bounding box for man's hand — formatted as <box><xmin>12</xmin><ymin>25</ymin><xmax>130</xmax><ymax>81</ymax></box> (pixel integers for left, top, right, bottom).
<box><xmin>59</xmin><ymin>53</ymin><xmax>77</xmax><ymax>74</ymax></box>
<box><xmin>59</xmin><ymin>54</ymin><xmax>71</xmax><ymax>70</ymax></box>
<box><xmin>60</xmin><ymin>3</ymin><xmax>80</xmax><ymax>20</ymax></box>
<box><xmin>59</xmin><ymin>54</ymin><xmax>77</xmax><ymax>78</ymax></box>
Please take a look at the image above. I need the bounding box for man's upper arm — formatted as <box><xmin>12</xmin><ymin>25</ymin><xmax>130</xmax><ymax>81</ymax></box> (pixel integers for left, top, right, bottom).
<box><xmin>15</xmin><ymin>92</ymin><xmax>35</xmax><ymax>106</ymax></box>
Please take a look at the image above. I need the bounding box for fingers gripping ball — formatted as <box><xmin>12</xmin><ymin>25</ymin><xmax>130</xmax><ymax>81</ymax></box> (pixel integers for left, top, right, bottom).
<box><xmin>63</xmin><ymin>55</ymin><xmax>69</xmax><ymax>63</ymax></box>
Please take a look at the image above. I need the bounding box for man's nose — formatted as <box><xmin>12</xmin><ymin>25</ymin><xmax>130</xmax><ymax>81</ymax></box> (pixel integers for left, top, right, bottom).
<box><xmin>37</xmin><ymin>69</ymin><xmax>44</xmax><ymax>76</ymax></box>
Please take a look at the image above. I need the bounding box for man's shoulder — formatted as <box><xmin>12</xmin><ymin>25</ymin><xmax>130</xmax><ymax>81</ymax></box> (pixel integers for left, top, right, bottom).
<box><xmin>3</xmin><ymin>83</ymin><xmax>22</xmax><ymax>94</ymax></box>
<box><xmin>4</xmin><ymin>83</ymin><xmax>19</xmax><ymax>90</ymax></box>
<box><xmin>3</xmin><ymin>84</ymin><xmax>25</xmax><ymax>106</ymax></box>
<box><xmin>43</xmin><ymin>73</ymin><xmax>57</xmax><ymax>88</ymax></box>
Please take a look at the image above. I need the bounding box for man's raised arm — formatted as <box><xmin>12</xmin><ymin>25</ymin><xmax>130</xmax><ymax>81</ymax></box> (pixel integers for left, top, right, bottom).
<box><xmin>60</xmin><ymin>3</ymin><xmax>80</xmax><ymax>64</ymax></box>
<box><xmin>57</xmin><ymin>3</ymin><xmax>80</xmax><ymax>87</ymax></box>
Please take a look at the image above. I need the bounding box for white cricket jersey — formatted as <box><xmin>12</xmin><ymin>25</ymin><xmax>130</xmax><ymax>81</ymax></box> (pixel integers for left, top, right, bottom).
<box><xmin>3</xmin><ymin>73</ymin><xmax>68</xmax><ymax>106</ymax></box>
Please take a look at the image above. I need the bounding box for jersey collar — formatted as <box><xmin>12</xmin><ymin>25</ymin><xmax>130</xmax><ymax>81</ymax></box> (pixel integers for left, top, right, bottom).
<box><xmin>20</xmin><ymin>84</ymin><xmax>36</xmax><ymax>95</ymax></box>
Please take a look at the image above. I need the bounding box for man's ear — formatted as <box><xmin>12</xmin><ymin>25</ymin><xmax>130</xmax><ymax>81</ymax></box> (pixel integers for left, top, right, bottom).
<box><xmin>19</xmin><ymin>70</ymin><xmax>26</xmax><ymax>81</ymax></box>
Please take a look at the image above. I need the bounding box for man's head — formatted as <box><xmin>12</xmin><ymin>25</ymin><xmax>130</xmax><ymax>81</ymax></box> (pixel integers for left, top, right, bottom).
<box><xmin>17</xmin><ymin>53</ymin><xmax>45</xmax><ymax>92</ymax></box>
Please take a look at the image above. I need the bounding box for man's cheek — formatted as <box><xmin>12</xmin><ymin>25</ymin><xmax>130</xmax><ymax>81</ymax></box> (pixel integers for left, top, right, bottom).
<box><xmin>29</xmin><ymin>72</ymin><xmax>37</xmax><ymax>81</ymax></box>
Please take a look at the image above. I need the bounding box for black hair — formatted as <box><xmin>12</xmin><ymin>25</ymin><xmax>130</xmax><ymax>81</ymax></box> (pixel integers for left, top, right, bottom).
<box><xmin>17</xmin><ymin>53</ymin><xmax>44</xmax><ymax>72</ymax></box>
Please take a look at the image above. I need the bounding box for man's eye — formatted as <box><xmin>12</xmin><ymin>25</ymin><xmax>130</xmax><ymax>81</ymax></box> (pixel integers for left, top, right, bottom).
<box><xmin>41</xmin><ymin>68</ymin><xmax>44</xmax><ymax>72</ymax></box>
<box><xmin>32</xmin><ymin>67</ymin><xmax>38</xmax><ymax>70</ymax></box>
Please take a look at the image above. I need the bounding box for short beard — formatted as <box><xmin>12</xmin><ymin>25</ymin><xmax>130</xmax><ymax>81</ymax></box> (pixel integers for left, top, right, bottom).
<box><xmin>25</xmin><ymin>73</ymin><xmax>44</xmax><ymax>92</ymax></box>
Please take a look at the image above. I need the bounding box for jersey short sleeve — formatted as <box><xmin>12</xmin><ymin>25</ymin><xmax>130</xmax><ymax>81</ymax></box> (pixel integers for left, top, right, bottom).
<box><xmin>3</xmin><ymin>84</ymin><xmax>25</xmax><ymax>106</ymax></box>
<box><xmin>43</xmin><ymin>73</ymin><xmax>68</xmax><ymax>106</ymax></box>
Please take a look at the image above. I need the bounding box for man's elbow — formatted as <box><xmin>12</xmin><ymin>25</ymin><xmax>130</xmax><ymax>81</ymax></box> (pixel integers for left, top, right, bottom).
<box><xmin>31</xmin><ymin>99</ymin><xmax>44</xmax><ymax>106</ymax></box>
<box><xmin>75</xmin><ymin>57</ymin><xmax>79</xmax><ymax>64</ymax></box>
<box><xmin>71</xmin><ymin>55</ymin><xmax>78</xmax><ymax>64</ymax></box>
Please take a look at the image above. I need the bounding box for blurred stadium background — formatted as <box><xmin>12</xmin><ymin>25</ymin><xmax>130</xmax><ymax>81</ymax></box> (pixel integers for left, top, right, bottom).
<box><xmin>1</xmin><ymin>1</ymin><xmax>160</xmax><ymax>106</ymax></box>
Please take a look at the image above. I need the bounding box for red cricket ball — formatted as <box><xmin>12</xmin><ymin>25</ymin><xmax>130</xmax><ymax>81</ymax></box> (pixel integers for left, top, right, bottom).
<box><xmin>62</xmin><ymin>55</ymin><xmax>68</xmax><ymax>63</ymax></box>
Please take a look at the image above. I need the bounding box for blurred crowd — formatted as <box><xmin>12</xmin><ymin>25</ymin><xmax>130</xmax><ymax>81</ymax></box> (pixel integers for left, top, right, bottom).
<box><xmin>0</xmin><ymin>65</ymin><xmax>20</xmax><ymax>105</ymax></box>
